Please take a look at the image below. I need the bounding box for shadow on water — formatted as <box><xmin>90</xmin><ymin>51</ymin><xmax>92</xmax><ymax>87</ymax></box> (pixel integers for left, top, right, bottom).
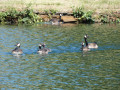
<box><xmin>0</xmin><ymin>23</ymin><xmax>120</xmax><ymax>89</ymax></box>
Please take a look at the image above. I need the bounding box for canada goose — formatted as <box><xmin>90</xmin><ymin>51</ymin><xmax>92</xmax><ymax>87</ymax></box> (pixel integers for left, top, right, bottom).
<box><xmin>81</xmin><ymin>42</ymin><xmax>90</xmax><ymax>51</ymax></box>
<box><xmin>12</xmin><ymin>43</ymin><xmax>23</xmax><ymax>55</ymax></box>
<box><xmin>37</xmin><ymin>43</ymin><xmax>51</xmax><ymax>54</ymax></box>
<box><xmin>42</xmin><ymin>43</ymin><xmax>51</xmax><ymax>52</ymax></box>
<box><xmin>84</xmin><ymin>34</ymin><xmax>98</xmax><ymax>49</ymax></box>
<box><xmin>50</xmin><ymin>14</ymin><xmax>62</xmax><ymax>25</ymax></box>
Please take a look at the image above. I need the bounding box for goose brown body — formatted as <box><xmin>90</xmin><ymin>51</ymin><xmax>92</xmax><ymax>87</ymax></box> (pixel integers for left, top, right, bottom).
<box><xmin>81</xmin><ymin>42</ymin><xmax>90</xmax><ymax>51</ymax></box>
<box><xmin>84</xmin><ymin>35</ymin><xmax>98</xmax><ymax>49</ymax></box>
<box><xmin>38</xmin><ymin>43</ymin><xmax>51</xmax><ymax>54</ymax></box>
<box><xmin>50</xmin><ymin>14</ymin><xmax>62</xmax><ymax>25</ymax></box>
<box><xmin>12</xmin><ymin>43</ymin><xmax>23</xmax><ymax>55</ymax></box>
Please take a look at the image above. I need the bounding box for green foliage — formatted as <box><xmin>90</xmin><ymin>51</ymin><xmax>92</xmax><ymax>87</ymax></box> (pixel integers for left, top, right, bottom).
<box><xmin>80</xmin><ymin>11</ymin><xmax>94</xmax><ymax>23</ymax></box>
<box><xmin>72</xmin><ymin>7</ymin><xmax>84</xmax><ymax>18</ymax></box>
<box><xmin>0</xmin><ymin>12</ymin><xmax>6</xmax><ymax>23</ymax></box>
<box><xmin>7</xmin><ymin>8</ymin><xmax>19</xmax><ymax>18</ymax></box>
<box><xmin>44</xmin><ymin>9</ymin><xmax>58</xmax><ymax>15</ymax></box>
<box><xmin>116</xmin><ymin>18</ymin><xmax>120</xmax><ymax>23</ymax></box>
<box><xmin>100</xmin><ymin>15</ymin><xmax>120</xmax><ymax>23</ymax></box>
<box><xmin>0</xmin><ymin>7</ymin><xmax>42</xmax><ymax>24</ymax></box>
<box><xmin>42</xmin><ymin>2</ymin><xmax>61</xmax><ymax>6</ymax></box>
<box><xmin>100</xmin><ymin>15</ymin><xmax>109</xmax><ymax>23</ymax></box>
<box><xmin>100</xmin><ymin>11</ymin><xmax>120</xmax><ymax>23</ymax></box>
<box><xmin>20</xmin><ymin>9</ymin><xmax>42</xmax><ymax>23</ymax></box>
<box><xmin>72</xmin><ymin>7</ymin><xmax>94</xmax><ymax>23</ymax></box>
<box><xmin>44</xmin><ymin>9</ymin><xmax>58</xmax><ymax>19</ymax></box>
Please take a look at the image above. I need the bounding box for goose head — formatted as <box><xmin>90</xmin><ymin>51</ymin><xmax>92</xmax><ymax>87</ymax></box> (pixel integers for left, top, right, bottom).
<box><xmin>84</xmin><ymin>34</ymin><xmax>88</xmax><ymax>39</ymax></box>
<box><xmin>15</xmin><ymin>43</ymin><xmax>21</xmax><ymax>47</ymax></box>
<box><xmin>42</xmin><ymin>43</ymin><xmax>46</xmax><ymax>47</ymax></box>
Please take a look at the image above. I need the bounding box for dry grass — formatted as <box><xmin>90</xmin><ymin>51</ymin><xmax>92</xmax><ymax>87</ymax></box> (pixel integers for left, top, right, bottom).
<box><xmin>0</xmin><ymin>0</ymin><xmax>120</xmax><ymax>13</ymax></box>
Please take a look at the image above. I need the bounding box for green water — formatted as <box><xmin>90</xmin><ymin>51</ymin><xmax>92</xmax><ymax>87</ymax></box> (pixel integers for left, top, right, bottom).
<box><xmin>0</xmin><ymin>24</ymin><xmax>120</xmax><ymax>89</ymax></box>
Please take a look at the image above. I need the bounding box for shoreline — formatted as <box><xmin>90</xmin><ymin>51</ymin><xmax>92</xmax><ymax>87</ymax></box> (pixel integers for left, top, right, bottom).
<box><xmin>38</xmin><ymin>11</ymin><xmax>120</xmax><ymax>23</ymax></box>
<box><xmin>0</xmin><ymin>9</ymin><xmax>119</xmax><ymax>24</ymax></box>
<box><xmin>0</xmin><ymin>0</ymin><xmax>120</xmax><ymax>24</ymax></box>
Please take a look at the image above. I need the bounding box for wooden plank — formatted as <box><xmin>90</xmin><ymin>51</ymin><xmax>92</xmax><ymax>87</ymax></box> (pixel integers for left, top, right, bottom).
<box><xmin>61</xmin><ymin>16</ymin><xmax>77</xmax><ymax>23</ymax></box>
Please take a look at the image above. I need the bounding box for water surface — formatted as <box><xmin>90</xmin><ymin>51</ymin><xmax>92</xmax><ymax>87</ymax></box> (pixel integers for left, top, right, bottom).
<box><xmin>0</xmin><ymin>23</ymin><xmax>120</xmax><ymax>89</ymax></box>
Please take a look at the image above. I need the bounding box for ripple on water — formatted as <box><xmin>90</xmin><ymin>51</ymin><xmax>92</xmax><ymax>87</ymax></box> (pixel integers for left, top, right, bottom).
<box><xmin>0</xmin><ymin>24</ymin><xmax>120</xmax><ymax>89</ymax></box>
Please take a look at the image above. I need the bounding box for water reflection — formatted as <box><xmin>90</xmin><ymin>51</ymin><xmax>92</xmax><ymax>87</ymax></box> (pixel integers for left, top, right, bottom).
<box><xmin>0</xmin><ymin>24</ymin><xmax>120</xmax><ymax>89</ymax></box>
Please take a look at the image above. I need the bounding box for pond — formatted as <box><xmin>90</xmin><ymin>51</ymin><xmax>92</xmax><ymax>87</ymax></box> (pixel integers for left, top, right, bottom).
<box><xmin>0</xmin><ymin>23</ymin><xmax>120</xmax><ymax>89</ymax></box>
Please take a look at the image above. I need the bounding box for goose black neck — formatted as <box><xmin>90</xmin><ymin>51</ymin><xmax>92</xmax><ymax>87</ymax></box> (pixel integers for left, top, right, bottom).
<box><xmin>81</xmin><ymin>44</ymin><xmax>84</xmax><ymax>50</ymax></box>
<box><xmin>82</xmin><ymin>44</ymin><xmax>84</xmax><ymax>49</ymax></box>
<box><xmin>59</xmin><ymin>15</ymin><xmax>61</xmax><ymax>22</ymax></box>
<box><xmin>14</xmin><ymin>46</ymin><xmax>19</xmax><ymax>50</ymax></box>
<box><xmin>39</xmin><ymin>46</ymin><xmax>41</xmax><ymax>49</ymax></box>
<box><xmin>17</xmin><ymin>46</ymin><xmax>20</xmax><ymax>48</ymax></box>
<box><xmin>84</xmin><ymin>37</ymin><xmax>88</xmax><ymax>46</ymax></box>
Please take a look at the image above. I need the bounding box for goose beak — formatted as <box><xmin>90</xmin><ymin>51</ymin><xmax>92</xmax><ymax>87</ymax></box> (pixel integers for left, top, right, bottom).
<box><xmin>84</xmin><ymin>34</ymin><xmax>88</xmax><ymax>38</ymax></box>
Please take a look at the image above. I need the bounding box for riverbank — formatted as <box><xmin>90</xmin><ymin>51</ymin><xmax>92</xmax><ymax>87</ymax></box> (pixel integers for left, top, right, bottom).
<box><xmin>0</xmin><ymin>0</ymin><xmax>120</xmax><ymax>13</ymax></box>
<box><xmin>0</xmin><ymin>0</ymin><xmax>120</xmax><ymax>24</ymax></box>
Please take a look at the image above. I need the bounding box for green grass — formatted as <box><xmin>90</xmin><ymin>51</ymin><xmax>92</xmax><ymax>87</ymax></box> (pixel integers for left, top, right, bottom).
<box><xmin>42</xmin><ymin>2</ymin><xmax>62</xmax><ymax>6</ymax></box>
<box><xmin>0</xmin><ymin>0</ymin><xmax>119</xmax><ymax>13</ymax></box>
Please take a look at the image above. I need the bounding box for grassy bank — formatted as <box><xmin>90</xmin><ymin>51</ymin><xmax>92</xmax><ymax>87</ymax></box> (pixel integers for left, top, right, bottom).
<box><xmin>0</xmin><ymin>0</ymin><xmax>120</xmax><ymax>13</ymax></box>
<box><xmin>0</xmin><ymin>0</ymin><xmax>120</xmax><ymax>24</ymax></box>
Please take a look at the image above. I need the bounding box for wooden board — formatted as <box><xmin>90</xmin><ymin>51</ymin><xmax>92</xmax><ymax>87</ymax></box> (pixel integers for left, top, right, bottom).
<box><xmin>61</xmin><ymin>16</ymin><xmax>77</xmax><ymax>23</ymax></box>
